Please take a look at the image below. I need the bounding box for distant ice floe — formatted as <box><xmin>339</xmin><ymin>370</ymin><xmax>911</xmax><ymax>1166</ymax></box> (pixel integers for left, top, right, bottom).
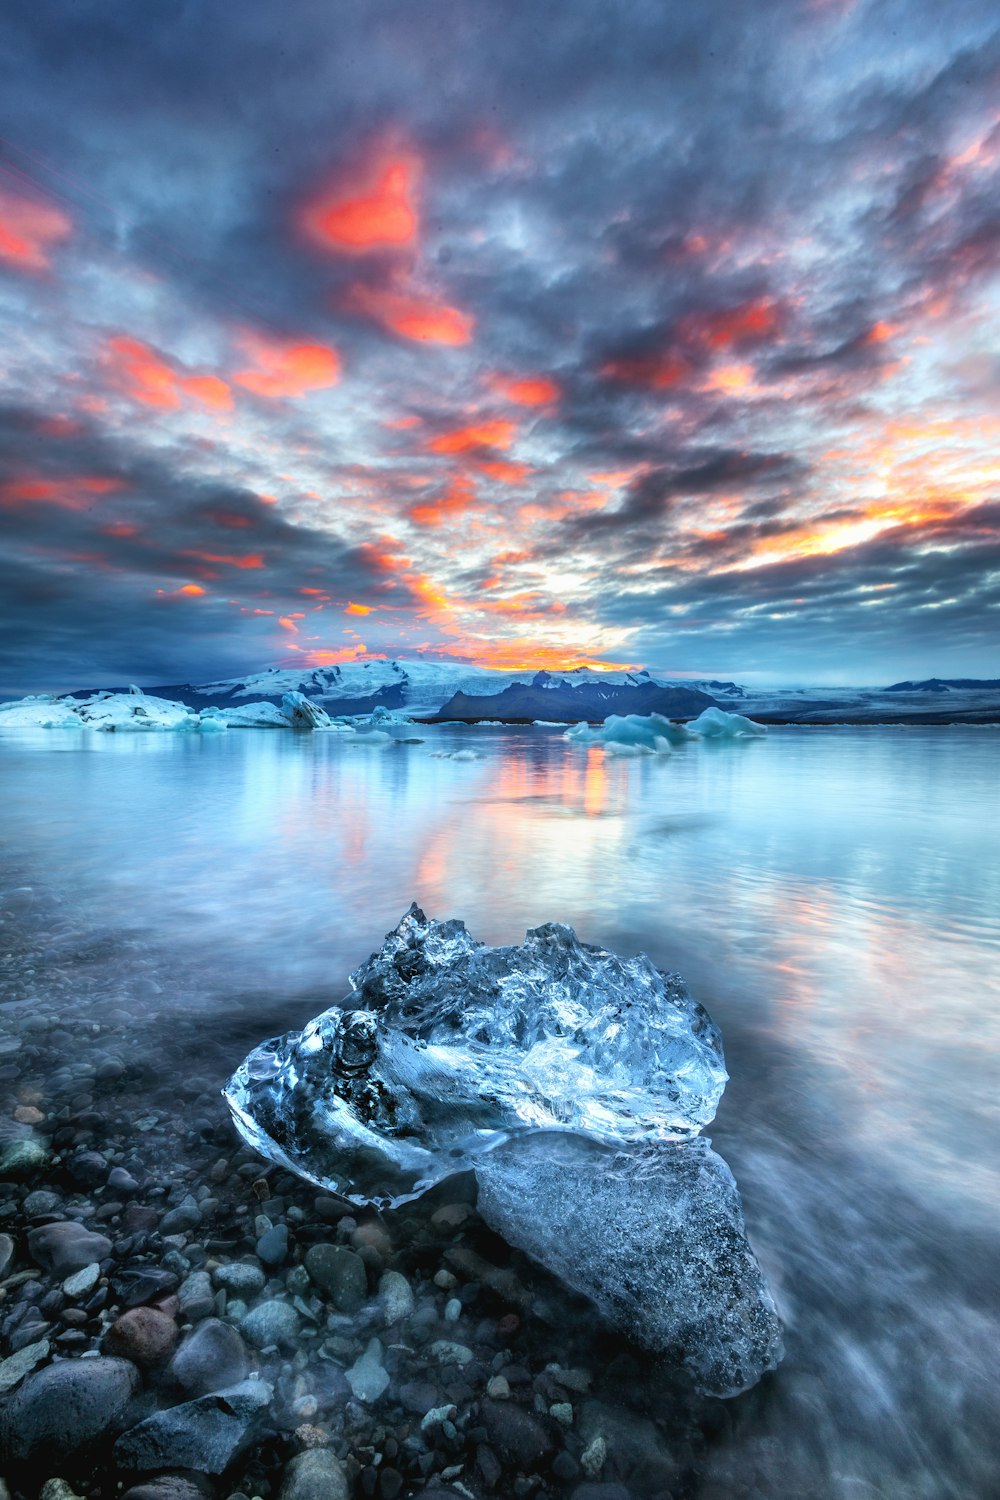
<box><xmin>430</xmin><ymin>748</ymin><xmax>483</xmax><ymax>761</ymax></box>
<box><xmin>565</xmin><ymin>707</ymin><xmax>765</xmax><ymax>754</ymax></box>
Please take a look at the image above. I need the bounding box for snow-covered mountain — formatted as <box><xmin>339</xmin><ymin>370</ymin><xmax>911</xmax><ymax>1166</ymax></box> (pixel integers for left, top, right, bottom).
<box><xmin>185</xmin><ymin>659</ymin><xmax>673</xmax><ymax>716</ymax></box>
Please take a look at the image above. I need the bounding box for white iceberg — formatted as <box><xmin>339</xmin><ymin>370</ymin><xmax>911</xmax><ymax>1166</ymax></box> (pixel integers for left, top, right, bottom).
<box><xmin>0</xmin><ymin>695</ymin><xmax>85</xmax><ymax>729</ymax></box>
<box><xmin>564</xmin><ymin>712</ymin><xmax>695</xmax><ymax>754</ymax></box>
<box><xmin>687</xmin><ymin>706</ymin><xmax>766</xmax><ymax>738</ymax></box>
<box><xmin>0</xmin><ymin>690</ymin><xmax>211</xmax><ymax>733</ymax></box>
<box><xmin>202</xmin><ymin>702</ymin><xmax>293</xmax><ymax>729</ymax></box>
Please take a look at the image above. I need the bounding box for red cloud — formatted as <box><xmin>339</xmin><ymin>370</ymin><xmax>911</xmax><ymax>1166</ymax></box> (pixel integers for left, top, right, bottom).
<box><xmin>0</xmin><ymin>474</ymin><xmax>124</xmax><ymax>510</ymax></box>
<box><xmin>428</xmin><ymin>419</ymin><xmax>515</xmax><ymax>454</ymax></box>
<box><xmin>680</xmin><ymin>297</ymin><xmax>783</xmax><ymax>349</ymax></box>
<box><xmin>345</xmin><ymin>283</ymin><xmax>473</xmax><ymax>344</ymax></box>
<box><xmin>105</xmin><ymin>338</ymin><xmax>233</xmax><ymax>411</ymax></box>
<box><xmin>302</xmin><ymin>154</ymin><xmax>419</xmax><ymax>253</ymax></box>
<box><xmin>0</xmin><ymin>190</ymin><xmax>72</xmax><ymax>272</ymax></box>
<box><xmin>601</xmin><ymin>352</ymin><xmax>689</xmax><ymax>389</ymax></box>
<box><xmin>495</xmin><ymin>375</ymin><xmax>561</xmax><ymax>406</ymax></box>
<box><xmin>235</xmin><ymin>335</ymin><xmax>341</xmax><ymax>398</ymax></box>
<box><xmin>410</xmin><ymin>475</ymin><xmax>476</xmax><ymax>527</ymax></box>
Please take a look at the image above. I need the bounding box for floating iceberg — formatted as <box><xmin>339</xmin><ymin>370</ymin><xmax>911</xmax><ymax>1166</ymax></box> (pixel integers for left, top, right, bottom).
<box><xmin>687</xmin><ymin>706</ymin><xmax>766</xmax><ymax>738</ymax></box>
<box><xmin>201</xmin><ymin>702</ymin><xmax>294</xmax><ymax>729</ymax></box>
<box><xmin>0</xmin><ymin>690</ymin><xmax>215</xmax><ymax>733</ymax></box>
<box><xmin>226</xmin><ymin>905</ymin><xmax>727</xmax><ymax>1206</ymax></box>
<box><xmin>225</xmin><ymin>907</ymin><xmax>782</xmax><ymax>1393</ymax></box>
<box><xmin>565</xmin><ymin>712</ymin><xmax>695</xmax><ymax>754</ymax></box>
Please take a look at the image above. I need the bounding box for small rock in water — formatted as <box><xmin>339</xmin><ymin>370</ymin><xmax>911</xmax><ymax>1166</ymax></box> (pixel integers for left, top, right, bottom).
<box><xmin>345</xmin><ymin>1338</ymin><xmax>389</xmax><ymax>1403</ymax></box>
<box><xmin>479</xmin><ymin>1397</ymin><xmax>554</xmax><ymax>1469</ymax></box>
<box><xmin>0</xmin><ymin>1356</ymin><xmax>140</xmax><ymax>1464</ymax></box>
<box><xmin>240</xmin><ymin>1299</ymin><xmax>300</xmax><ymax>1350</ymax></box>
<box><xmin>213</xmin><ymin>1261</ymin><xmax>266</xmax><ymax>1295</ymax></box>
<box><xmin>178</xmin><ymin>1270</ymin><xmax>215</xmax><ymax>1322</ymax></box>
<box><xmin>278</xmin><ymin>1447</ymin><xmax>349</xmax><ymax>1500</ymax></box>
<box><xmin>108</xmin><ymin>1167</ymin><xmax>140</xmax><ymax>1193</ymax></box>
<box><xmin>111</xmin><ymin>1266</ymin><xmax>179</xmax><ymax>1309</ymax></box>
<box><xmin>102</xmin><ymin>1307</ymin><xmax>179</xmax><ymax>1368</ymax></box>
<box><xmin>255</xmin><ymin>1222</ymin><xmax>288</xmax><ymax>1268</ymax></box>
<box><xmin>28</xmin><ymin>1222</ymin><xmax>112</xmax><ymax>1277</ymax></box>
<box><xmin>159</xmin><ymin>1198</ymin><xmax>202</xmax><ymax>1236</ymax></box>
<box><xmin>169</xmin><ymin>1318</ymin><xmax>249</xmax><ymax>1396</ymax></box>
<box><xmin>112</xmin><ymin>1378</ymin><xmax>271</xmax><ymax>1473</ymax></box>
<box><xmin>0</xmin><ymin>1338</ymin><xmax>50</xmax><ymax>1397</ymax></box>
<box><xmin>121</xmin><ymin>1478</ymin><xmax>211</xmax><ymax>1500</ymax></box>
<box><xmin>0</xmin><ymin>1232</ymin><xmax>14</xmax><ymax>1279</ymax></box>
<box><xmin>63</xmin><ymin>1263</ymin><xmax>101</xmax><ymax>1298</ymax></box>
<box><xmin>0</xmin><ymin>1138</ymin><xmax>48</xmax><ymax>1177</ymax></box>
<box><xmin>304</xmin><ymin>1244</ymin><xmax>367</xmax><ymax>1313</ymax></box>
<box><xmin>377</xmin><ymin>1270</ymin><xmax>414</xmax><ymax>1324</ymax></box>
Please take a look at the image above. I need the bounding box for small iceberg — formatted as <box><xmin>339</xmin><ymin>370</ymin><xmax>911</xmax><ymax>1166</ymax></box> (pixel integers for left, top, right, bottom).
<box><xmin>226</xmin><ymin>905</ymin><xmax>782</xmax><ymax>1394</ymax></box>
<box><xmin>688</xmin><ymin>706</ymin><xmax>766</xmax><ymax>738</ymax></box>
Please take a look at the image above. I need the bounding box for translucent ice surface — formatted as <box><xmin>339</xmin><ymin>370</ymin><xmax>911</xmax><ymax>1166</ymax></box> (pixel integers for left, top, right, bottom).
<box><xmin>688</xmin><ymin>707</ymin><xmax>766</xmax><ymax>738</ymax></box>
<box><xmin>225</xmin><ymin>904</ymin><xmax>728</xmax><ymax>1207</ymax></box>
<box><xmin>565</xmin><ymin>712</ymin><xmax>695</xmax><ymax>754</ymax></box>
<box><xmin>477</xmin><ymin>1133</ymin><xmax>783</xmax><ymax>1396</ymax></box>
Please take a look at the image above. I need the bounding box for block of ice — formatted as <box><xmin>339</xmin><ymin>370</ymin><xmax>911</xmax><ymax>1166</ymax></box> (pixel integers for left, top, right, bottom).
<box><xmin>565</xmin><ymin>713</ymin><xmax>695</xmax><ymax>754</ymax></box>
<box><xmin>225</xmin><ymin>904</ymin><xmax>728</xmax><ymax>1207</ymax></box>
<box><xmin>202</xmin><ymin>702</ymin><xmax>293</xmax><ymax>729</ymax></box>
<box><xmin>476</xmin><ymin>1133</ymin><xmax>783</xmax><ymax>1396</ymax></box>
<box><xmin>687</xmin><ymin>707</ymin><xmax>766</xmax><ymax>738</ymax></box>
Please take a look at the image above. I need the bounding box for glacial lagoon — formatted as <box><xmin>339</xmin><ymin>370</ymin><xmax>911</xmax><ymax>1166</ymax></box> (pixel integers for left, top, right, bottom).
<box><xmin>1</xmin><ymin>722</ymin><xmax>998</xmax><ymax>1497</ymax></box>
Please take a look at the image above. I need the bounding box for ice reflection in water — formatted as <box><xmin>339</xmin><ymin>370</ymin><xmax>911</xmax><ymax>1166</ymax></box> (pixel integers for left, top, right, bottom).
<box><xmin>1</xmin><ymin>723</ymin><xmax>998</xmax><ymax>1496</ymax></box>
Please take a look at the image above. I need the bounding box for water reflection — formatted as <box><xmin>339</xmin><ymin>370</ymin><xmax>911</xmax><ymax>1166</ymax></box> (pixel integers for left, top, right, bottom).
<box><xmin>1</xmin><ymin>724</ymin><xmax>998</xmax><ymax>1498</ymax></box>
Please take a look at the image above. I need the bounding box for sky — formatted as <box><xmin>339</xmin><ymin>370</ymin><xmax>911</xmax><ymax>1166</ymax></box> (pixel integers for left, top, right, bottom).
<box><xmin>1</xmin><ymin>0</ymin><xmax>999</xmax><ymax>692</ymax></box>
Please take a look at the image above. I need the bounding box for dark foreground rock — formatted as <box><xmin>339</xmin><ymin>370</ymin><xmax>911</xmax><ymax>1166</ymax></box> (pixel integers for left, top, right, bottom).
<box><xmin>0</xmin><ymin>1355</ymin><xmax>140</xmax><ymax>1464</ymax></box>
<box><xmin>113</xmin><ymin>1378</ymin><xmax>272</xmax><ymax>1473</ymax></box>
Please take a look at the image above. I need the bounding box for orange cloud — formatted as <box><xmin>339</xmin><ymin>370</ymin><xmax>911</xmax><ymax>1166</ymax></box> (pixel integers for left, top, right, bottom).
<box><xmin>428</xmin><ymin>419</ymin><xmax>515</xmax><ymax>454</ymax></box>
<box><xmin>302</xmin><ymin>154</ymin><xmax>419</xmax><ymax>253</ymax></box>
<box><xmin>495</xmin><ymin>375</ymin><xmax>561</xmax><ymax>406</ymax></box>
<box><xmin>182</xmin><ymin>551</ymin><xmax>264</xmax><ymax>571</ymax></box>
<box><xmin>410</xmin><ymin>475</ymin><xmax>476</xmax><ymax>526</ymax></box>
<box><xmin>681</xmin><ymin>297</ymin><xmax>783</xmax><ymax>349</ymax></box>
<box><xmin>345</xmin><ymin>602</ymin><xmax>371</xmax><ymax>615</ymax></box>
<box><xmin>0</xmin><ymin>474</ymin><xmax>124</xmax><ymax>510</ymax></box>
<box><xmin>235</xmin><ymin>335</ymin><xmax>341</xmax><ymax>398</ymax></box>
<box><xmin>0</xmin><ymin>190</ymin><xmax>72</xmax><ymax>272</ymax></box>
<box><xmin>105</xmin><ymin>337</ymin><xmax>232</xmax><ymax>411</ymax></box>
<box><xmin>475</xmin><ymin>458</ymin><xmax>531</xmax><ymax>483</ymax></box>
<box><xmin>346</xmin><ymin>283</ymin><xmax>473</xmax><ymax>344</ymax></box>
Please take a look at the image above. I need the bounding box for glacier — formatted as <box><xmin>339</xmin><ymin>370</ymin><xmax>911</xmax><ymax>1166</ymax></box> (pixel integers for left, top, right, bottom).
<box><xmin>225</xmin><ymin>905</ymin><xmax>782</xmax><ymax>1394</ymax></box>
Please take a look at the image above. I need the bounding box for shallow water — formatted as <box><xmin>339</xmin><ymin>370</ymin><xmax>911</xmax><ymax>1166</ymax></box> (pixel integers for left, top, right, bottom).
<box><xmin>1</xmin><ymin>723</ymin><xmax>998</xmax><ymax>1497</ymax></box>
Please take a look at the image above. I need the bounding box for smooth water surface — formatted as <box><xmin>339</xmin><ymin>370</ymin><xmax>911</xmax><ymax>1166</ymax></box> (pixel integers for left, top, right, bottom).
<box><xmin>1</xmin><ymin>724</ymin><xmax>998</xmax><ymax>1497</ymax></box>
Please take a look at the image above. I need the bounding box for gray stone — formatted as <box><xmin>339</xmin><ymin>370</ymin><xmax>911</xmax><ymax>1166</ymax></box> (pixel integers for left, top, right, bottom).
<box><xmin>0</xmin><ymin>1232</ymin><xmax>14</xmax><ymax>1279</ymax></box>
<box><xmin>27</xmin><ymin>1222</ymin><xmax>112</xmax><ymax>1277</ymax></box>
<box><xmin>39</xmin><ymin>1482</ymin><xmax>84</xmax><ymax>1500</ymax></box>
<box><xmin>108</xmin><ymin>1167</ymin><xmax>140</xmax><ymax>1193</ymax></box>
<box><xmin>121</xmin><ymin>1479</ymin><xmax>211</xmax><ymax>1500</ymax></box>
<box><xmin>240</xmin><ymin>1299</ymin><xmax>300</xmax><ymax>1350</ymax></box>
<box><xmin>178</xmin><ymin>1270</ymin><xmax>215</xmax><ymax>1322</ymax></box>
<box><xmin>23</xmin><ymin>1190</ymin><xmax>60</xmax><ymax>1217</ymax></box>
<box><xmin>212</xmin><ymin>1262</ymin><xmax>265</xmax><ymax>1295</ymax></box>
<box><xmin>345</xmin><ymin>1338</ymin><xmax>389</xmax><ymax>1403</ymax></box>
<box><xmin>0</xmin><ymin>1356</ymin><xmax>140</xmax><ymax>1464</ymax></box>
<box><xmin>63</xmin><ymin>1263</ymin><xmax>100</xmax><ymax>1298</ymax></box>
<box><xmin>0</xmin><ymin>1138</ymin><xmax>48</xmax><ymax>1176</ymax></box>
<box><xmin>159</xmin><ymin>1199</ymin><xmax>202</xmax><ymax>1236</ymax></box>
<box><xmin>170</xmin><ymin>1318</ymin><xmax>249</xmax><ymax>1396</ymax></box>
<box><xmin>0</xmin><ymin>1337</ymin><xmax>49</xmax><ymax>1397</ymax></box>
<box><xmin>479</xmin><ymin>1398</ymin><xmax>554</xmax><ymax>1469</ymax></box>
<box><xmin>304</xmin><ymin>1244</ymin><xmax>367</xmax><ymax>1313</ymax></box>
<box><xmin>377</xmin><ymin>1270</ymin><xmax>414</xmax><ymax>1325</ymax></box>
<box><xmin>278</xmin><ymin>1447</ymin><xmax>349</xmax><ymax>1500</ymax></box>
<box><xmin>255</xmin><ymin>1223</ymin><xmax>288</xmax><ymax>1269</ymax></box>
<box><xmin>113</xmin><ymin>1379</ymin><xmax>271</xmax><ymax>1474</ymax></box>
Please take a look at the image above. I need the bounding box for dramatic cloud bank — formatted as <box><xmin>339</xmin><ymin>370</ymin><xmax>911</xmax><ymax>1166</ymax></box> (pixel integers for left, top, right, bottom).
<box><xmin>1</xmin><ymin>0</ymin><xmax>998</xmax><ymax>689</ymax></box>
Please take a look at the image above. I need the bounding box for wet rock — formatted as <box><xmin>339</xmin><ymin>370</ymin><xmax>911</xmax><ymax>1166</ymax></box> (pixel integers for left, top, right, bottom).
<box><xmin>255</xmin><ymin>1223</ymin><xmax>288</xmax><ymax>1268</ymax></box>
<box><xmin>28</xmin><ymin>1222</ymin><xmax>112</xmax><ymax>1277</ymax></box>
<box><xmin>170</xmin><ymin>1318</ymin><xmax>249</xmax><ymax>1396</ymax></box>
<box><xmin>0</xmin><ymin>1139</ymin><xmax>48</xmax><ymax>1176</ymax></box>
<box><xmin>121</xmin><ymin>1478</ymin><xmax>212</xmax><ymax>1500</ymax></box>
<box><xmin>39</xmin><ymin>1481</ymin><xmax>84</xmax><ymax>1500</ymax></box>
<box><xmin>345</xmin><ymin>1338</ymin><xmax>389</xmax><ymax>1403</ymax></box>
<box><xmin>0</xmin><ymin>1233</ymin><xmax>14</xmax><ymax>1278</ymax></box>
<box><xmin>111</xmin><ymin>1267</ymin><xmax>179</xmax><ymax>1308</ymax></box>
<box><xmin>66</xmin><ymin>1150</ymin><xmax>108</xmax><ymax>1188</ymax></box>
<box><xmin>570</xmin><ymin>1486</ymin><xmax>633</xmax><ymax>1500</ymax></box>
<box><xmin>278</xmin><ymin>1448</ymin><xmax>349</xmax><ymax>1500</ymax></box>
<box><xmin>377</xmin><ymin>1270</ymin><xmax>414</xmax><ymax>1324</ymax></box>
<box><xmin>304</xmin><ymin>1244</ymin><xmax>367</xmax><ymax>1313</ymax></box>
<box><xmin>23</xmin><ymin>1190</ymin><xmax>61</xmax><ymax>1218</ymax></box>
<box><xmin>102</xmin><ymin>1307</ymin><xmax>179</xmax><ymax>1368</ymax></box>
<box><xmin>113</xmin><ymin>1379</ymin><xmax>272</xmax><ymax>1474</ymax></box>
<box><xmin>0</xmin><ymin>1355</ymin><xmax>140</xmax><ymax>1464</ymax></box>
<box><xmin>0</xmin><ymin>1338</ymin><xmax>50</xmax><ymax>1397</ymax></box>
<box><xmin>240</xmin><ymin>1299</ymin><xmax>300</xmax><ymax>1350</ymax></box>
<box><xmin>159</xmin><ymin>1199</ymin><xmax>202</xmax><ymax>1236</ymax></box>
<box><xmin>178</xmin><ymin>1270</ymin><xmax>215</xmax><ymax>1322</ymax></box>
<box><xmin>478</xmin><ymin>1398</ymin><xmax>554</xmax><ymax>1470</ymax></box>
<box><xmin>213</xmin><ymin>1262</ymin><xmax>265</xmax><ymax>1295</ymax></box>
<box><xmin>108</xmin><ymin>1167</ymin><xmax>140</xmax><ymax>1193</ymax></box>
<box><xmin>63</xmin><ymin>1263</ymin><xmax>100</xmax><ymax>1298</ymax></box>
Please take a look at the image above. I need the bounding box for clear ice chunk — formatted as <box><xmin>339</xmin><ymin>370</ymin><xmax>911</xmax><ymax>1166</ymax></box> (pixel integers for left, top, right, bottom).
<box><xmin>476</xmin><ymin>1133</ymin><xmax>783</xmax><ymax>1397</ymax></box>
<box><xmin>224</xmin><ymin>904</ymin><xmax>728</xmax><ymax>1207</ymax></box>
